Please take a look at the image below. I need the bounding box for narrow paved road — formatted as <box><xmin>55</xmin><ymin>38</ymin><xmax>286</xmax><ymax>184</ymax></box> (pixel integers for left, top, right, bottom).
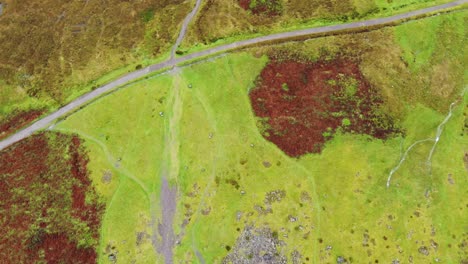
<box><xmin>0</xmin><ymin>0</ymin><xmax>466</xmax><ymax>151</ymax></box>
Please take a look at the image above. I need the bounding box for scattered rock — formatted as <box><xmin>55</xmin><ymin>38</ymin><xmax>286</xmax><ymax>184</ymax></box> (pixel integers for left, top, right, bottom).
<box><xmin>290</xmin><ymin>250</ymin><xmax>302</xmax><ymax>264</ymax></box>
<box><xmin>288</xmin><ymin>215</ymin><xmax>297</xmax><ymax>222</ymax></box>
<box><xmin>222</xmin><ymin>226</ymin><xmax>287</xmax><ymax>264</ymax></box>
<box><xmin>430</xmin><ymin>239</ymin><xmax>438</xmax><ymax>250</ymax></box>
<box><xmin>262</xmin><ymin>161</ymin><xmax>272</xmax><ymax>168</ymax></box>
<box><xmin>188</xmin><ymin>84</ymin><xmax>192</xmax><ymax>89</ymax></box>
<box><xmin>108</xmin><ymin>253</ymin><xmax>117</xmax><ymax>263</ymax></box>
<box><xmin>265</xmin><ymin>189</ymin><xmax>286</xmax><ymax>204</ymax></box>
<box><xmin>418</xmin><ymin>246</ymin><xmax>429</xmax><ymax>256</ymax></box>
<box><xmin>424</xmin><ymin>189</ymin><xmax>431</xmax><ymax>198</ymax></box>
<box><xmin>159</xmin><ymin>111</ymin><xmax>164</xmax><ymax>117</ymax></box>
<box><xmin>254</xmin><ymin>204</ymin><xmax>272</xmax><ymax>215</ymax></box>
<box><xmin>392</xmin><ymin>259</ymin><xmax>400</xmax><ymax>264</ymax></box>
<box><xmin>101</xmin><ymin>170</ymin><xmax>112</xmax><ymax>184</ymax></box>
<box><xmin>336</xmin><ymin>256</ymin><xmax>347</xmax><ymax>263</ymax></box>
<box><xmin>447</xmin><ymin>173</ymin><xmax>455</xmax><ymax>185</ymax></box>
<box><xmin>262</xmin><ymin>253</ymin><xmax>273</xmax><ymax>261</ymax></box>
<box><xmin>0</xmin><ymin>3</ymin><xmax>3</xmax><ymax>16</ymax></box>
<box><xmin>362</xmin><ymin>232</ymin><xmax>370</xmax><ymax>247</ymax></box>
<box><xmin>236</xmin><ymin>211</ymin><xmax>243</xmax><ymax>221</ymax></box>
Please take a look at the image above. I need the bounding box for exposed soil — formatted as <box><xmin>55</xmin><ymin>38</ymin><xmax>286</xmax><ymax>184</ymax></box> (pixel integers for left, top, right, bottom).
<box><xmin>249</xmin><ymin>57</ymin><xmax>399</xmax><ymax>157</ymax></box>
<box><xmin>0</xmin><ymin>132</ymin><xmax>103</xmax><ymax>263</ymax></box>
<box><xmin>238</xmin><ymin>0</ymin><xmax>282</xmax><ymax>16</ymax></box>
<box><xmin>153</xmin><ymin>178</ymin><xmax>177</xmax><ymax>264</ymax></box>
<box><xmin>0</xmin><ymin>109</ymin><xmax>44</xmax><ymax>140</ymax></box>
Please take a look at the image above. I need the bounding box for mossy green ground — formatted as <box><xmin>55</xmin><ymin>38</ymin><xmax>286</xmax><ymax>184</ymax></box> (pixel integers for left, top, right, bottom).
<box><xmin>54</xmin><ymin>12</ymin><xmax>466</xmax><ymax>263</ymax></box>
<box><xmin>55</xmin><ymin>53</ymin><xmax>466</xmax><ymax>263</ymax></box>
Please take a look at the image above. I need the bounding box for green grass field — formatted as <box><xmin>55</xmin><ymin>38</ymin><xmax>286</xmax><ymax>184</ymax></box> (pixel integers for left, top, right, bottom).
<box><xmin>51</xmin><ymin>11</ymin><xmax>467</xmax><ymax>263</ymax></box>
<box><xmin>55</xmin><ymin>56</ymin><xmax>466</xmax><ymax>264</ymax></box>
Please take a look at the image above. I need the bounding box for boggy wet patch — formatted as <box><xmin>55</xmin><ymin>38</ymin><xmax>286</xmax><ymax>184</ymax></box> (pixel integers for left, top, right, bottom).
<box><xmin>249</xmin><ymin>57</ymin><xmax>399</xmax><ymax>157</ymax></box>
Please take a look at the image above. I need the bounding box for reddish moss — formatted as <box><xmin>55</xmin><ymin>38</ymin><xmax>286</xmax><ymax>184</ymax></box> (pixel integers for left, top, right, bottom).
<box><xmin>26</xmin><ymin>232</ymin><xmax>96</xmax><ymax>264</ymax></box>
<box><xmin>0</xmin><ymin>132</ymin><xmax>103</xmax><ymax>263</ymax></box>
<box><xmin>249</xmin><ymin>58</ymin><xmax>399</xmax><ymax>157</ymax></box>
<box><xmin>0</xmin><ymin>109</ymin><xmax>44</xmax><ymax>140</ymax></box>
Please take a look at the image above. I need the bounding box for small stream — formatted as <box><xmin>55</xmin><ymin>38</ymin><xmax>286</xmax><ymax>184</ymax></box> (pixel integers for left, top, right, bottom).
<box><xmin>426</xmin><ymin>102</ymin><xmax>457</xmax><ymax>173</ymax></box>
<box><xmin>386</xmin><ymin>94</ymin><xmax>463</xmax><ymax>188</ymax></box>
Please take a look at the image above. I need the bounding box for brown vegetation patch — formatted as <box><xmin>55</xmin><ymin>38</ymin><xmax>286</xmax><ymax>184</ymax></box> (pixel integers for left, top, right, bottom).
<box><xmin>249</xmin><ymin>57</ymin><xmax>399</xmax><ymax>157</ymax></box>
<box><xmin>0</xmin><ymin>132</ymin><xmax>103</xmax><ymax>262</ymax></box>
<box><xmin>0</xmin><ymin>0</ymin><xmax>188</xmax><ymax>102</ymax></box>
<box><xmin>238</xmin><ymin>0</ymin><xmax>282</xmax><ymax>16</ymax></box>
<box><xmin>0</xmin><ymin>109</ymin><xmax>44</xmax><ymax>140</ymax></box>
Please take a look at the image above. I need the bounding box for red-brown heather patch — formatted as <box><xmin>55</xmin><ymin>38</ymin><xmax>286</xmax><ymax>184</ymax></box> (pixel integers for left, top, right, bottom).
<box><xmin>27</xmin><ymin>233</ymin><xmax>96</xmax><ymax>264</ymax></box>
<box><xmin>0</xmin><ymin>132</ymin><xmax>103</xmax><ymax>263</ymax></box>
<box><xmin>0</xmin><ymin>109</ymin><xmax>44</xmax><ymax>140</ymax></box>
<box><xmin>69</xmin><ymin>135</ymin><xmax>103</xmax><ymax>234</ymax></box>
<box><xmin>238</xmin><ymin>0</ymin><xmax>282</xmax><ymax>15</ymax></box>
<box><xmin>249</xmin><ymin>57</ymin><xmax>399</xmax><ymax>157</ymax></box>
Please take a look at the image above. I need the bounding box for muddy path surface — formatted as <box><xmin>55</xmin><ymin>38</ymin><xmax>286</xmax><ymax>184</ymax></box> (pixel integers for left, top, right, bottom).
<box><xmin>0</xmin><ymin>0</ymin><xmax>465</xmax><ymax>150</ymax></box>
<box><xmin>155</xmin><ymin>178</ymin><xmax>177</xmax><ymax>264</ymax></box>
<box><xmin>151</xmin><ymin>69</ymin><xmax>184</xmax><ymax>264</ymax></box>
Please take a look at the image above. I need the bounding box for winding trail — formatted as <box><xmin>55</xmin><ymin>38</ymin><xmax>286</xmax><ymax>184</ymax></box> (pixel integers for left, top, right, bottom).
<box><xmin>152</xmin><ymin>0</ymin><xmax>202</xmax><ymax>260</ymax></box>
<box><xmin>170</xmin><ymin>0</ymin><xmax>203</xmax><ymax>60</ymax></box>
<box><xmin>0</xmin><ymin>0</ymin><xmax>466</xmax><ymax>152</ymax></box>
<box><xmin>52</xmin><ymin>127</ymin><xmax>151</xmax><ymax>196</ymax></box>
<box><xmin>152</xmin><ymin>69</ymin><xmax>185</xmax><ymax>264</ymax></box>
